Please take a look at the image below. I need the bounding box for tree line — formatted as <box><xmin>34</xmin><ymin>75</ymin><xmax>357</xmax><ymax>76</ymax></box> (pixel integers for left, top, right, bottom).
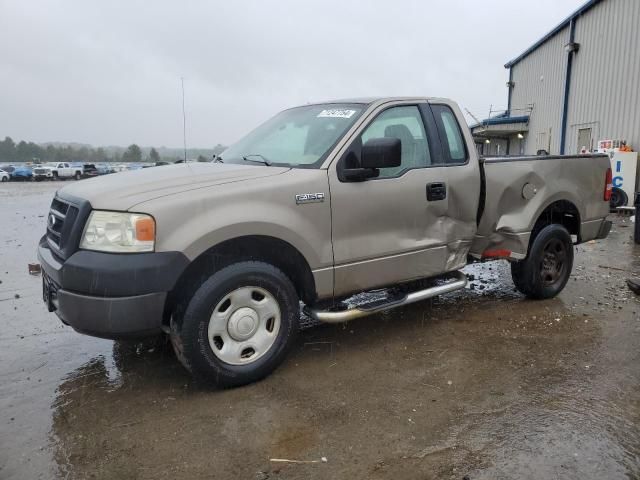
<box><xmin>0</xmin><ymin>136</ymin><xmax>225</xmax><ymax>164</ymax></box>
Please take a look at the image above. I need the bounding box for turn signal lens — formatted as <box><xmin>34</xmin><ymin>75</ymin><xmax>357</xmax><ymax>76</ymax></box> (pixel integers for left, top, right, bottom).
<box><xmin>135</xmin><ymin>217</ymin><xmax>156</xmax><ymax>242</ymax></box>
<box><xmin>604</xmin><ymin>167</ymin><xmax>612</xmax><ymax>201</ymax></box>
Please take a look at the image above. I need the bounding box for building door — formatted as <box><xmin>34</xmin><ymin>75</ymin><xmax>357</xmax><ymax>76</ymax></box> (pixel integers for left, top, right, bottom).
<box><xmin>577</xmin><ymin>128</ymin><xmax>592</xmax><ymax>153</ymax></box>
<box><xmin>536</xmin><ymin>131</ymin><xmax>548</xmax><ymax>154</ymax></box>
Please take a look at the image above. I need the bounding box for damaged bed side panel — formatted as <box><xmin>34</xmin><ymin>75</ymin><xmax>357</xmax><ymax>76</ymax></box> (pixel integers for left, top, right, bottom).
<box><xmin>470</xmin><ymin>154</ymin><xmax>611</xmax><ymax>259</ymax></box>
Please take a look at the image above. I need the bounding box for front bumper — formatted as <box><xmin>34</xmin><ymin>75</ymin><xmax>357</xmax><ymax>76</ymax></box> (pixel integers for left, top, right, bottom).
<box><xmin>38</xmin><ymin>237</ymin><xmax>189</xmax><ymax>339</ymax></box>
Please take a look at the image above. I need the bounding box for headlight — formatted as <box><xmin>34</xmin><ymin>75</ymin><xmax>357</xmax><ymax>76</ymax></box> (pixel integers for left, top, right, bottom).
<box><xmin>80</xmin><ymin>211</ymin><xmax>155</xmax><ymax>253</ymax></box>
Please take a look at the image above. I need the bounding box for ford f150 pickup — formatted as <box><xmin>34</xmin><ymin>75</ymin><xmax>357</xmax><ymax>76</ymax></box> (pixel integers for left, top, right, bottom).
<box><xmin>37</xmin><ymin>97</ymin><xmax>612</xmax><ymax>387</ymax></box>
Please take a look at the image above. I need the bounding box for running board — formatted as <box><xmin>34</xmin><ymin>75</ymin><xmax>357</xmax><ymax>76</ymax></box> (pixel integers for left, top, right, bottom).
<box><xmin>306</xmin><ymin>271</ymin><xmax>467</xmax><ymax>324</ymax></box>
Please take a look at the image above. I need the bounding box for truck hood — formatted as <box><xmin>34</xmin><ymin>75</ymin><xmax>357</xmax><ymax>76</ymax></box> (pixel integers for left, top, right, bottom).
<box><xmin>58</xmin><ymin>162</ymin><xmax>290</xmax><ymax>210</ymax></box>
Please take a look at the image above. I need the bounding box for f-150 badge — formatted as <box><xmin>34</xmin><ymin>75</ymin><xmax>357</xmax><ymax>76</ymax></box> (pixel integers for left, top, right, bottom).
<box><xmin>295</xmin><ymin>193</ymin><xmax>325</xmax><ymax>204</ymax></box>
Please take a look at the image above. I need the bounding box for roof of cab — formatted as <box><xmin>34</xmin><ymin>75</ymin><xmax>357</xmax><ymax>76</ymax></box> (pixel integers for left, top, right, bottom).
<box><xmin>303</xmin><ymin>96</ymin><xmax>438</xmax><ymax>106</ymax></box>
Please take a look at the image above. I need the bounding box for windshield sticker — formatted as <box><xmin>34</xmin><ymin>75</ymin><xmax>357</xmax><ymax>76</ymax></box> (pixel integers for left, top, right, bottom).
<box><xmin>317</xmin><ymin>109</ymin><xmax>356</xmax><ymax>119</ymax></box>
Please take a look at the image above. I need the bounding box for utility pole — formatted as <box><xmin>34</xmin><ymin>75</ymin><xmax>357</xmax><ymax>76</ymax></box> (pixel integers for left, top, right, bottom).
<box><xmin>181</xmin><ymin>77</ymin><xmax>187</xmax><ymax>162</ymax></box>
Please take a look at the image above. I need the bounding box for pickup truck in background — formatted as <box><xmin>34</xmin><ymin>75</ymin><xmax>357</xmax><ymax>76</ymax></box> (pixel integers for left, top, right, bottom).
<box><xmin>33</xmin><ymin>166</ymin><xmax>54</xmax><ymax>181</ymax></box>
<box><xmin>37</xmin><ymin>97</ymin><xmax>612</xmax><ymax>387</ymax></box>
<box><xmin>49</xmin><ymin>162</ymin><xmax>83</xmax><ymax>180</ymax></box>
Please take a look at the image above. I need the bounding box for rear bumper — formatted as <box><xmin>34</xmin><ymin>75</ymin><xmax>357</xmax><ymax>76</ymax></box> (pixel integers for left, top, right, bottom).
<box><xmin>580</xmin><ymin>218</ymin><xmax>612</xmax><ymax>242</ymax></box>
<box><xmin>595</xmin><ymin>219</ymin><xmax>612</xmax><ymax>239</ymax></box>
<box><xmin>38</xmin><ymin>236</ymin><xmax>189</xmax><ymax>339</ymax></box>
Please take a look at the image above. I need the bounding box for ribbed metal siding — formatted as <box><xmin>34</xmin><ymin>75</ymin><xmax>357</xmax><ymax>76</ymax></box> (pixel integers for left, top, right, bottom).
<box><xmin>567</xmin><ymin>0</ymin><xmax>640</xmax><ymax>154</ymax></box>
<box><xmin>510</xmin><ymin>27</ymin><xmax>569</xmax><ymax>154</ymax></box>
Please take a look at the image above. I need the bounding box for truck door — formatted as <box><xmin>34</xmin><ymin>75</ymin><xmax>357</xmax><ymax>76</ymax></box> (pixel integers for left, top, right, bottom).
<box><xmin>328</xmin><ymin>101</ymin><xmax>480</xmax><ymax>297</ymax></box>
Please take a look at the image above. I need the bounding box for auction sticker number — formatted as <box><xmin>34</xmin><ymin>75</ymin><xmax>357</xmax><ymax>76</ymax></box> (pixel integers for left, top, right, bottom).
<box><xmin>317</xmin><ymin>109</ymin><xmax>356</xmax><ymax>118</ymax></box>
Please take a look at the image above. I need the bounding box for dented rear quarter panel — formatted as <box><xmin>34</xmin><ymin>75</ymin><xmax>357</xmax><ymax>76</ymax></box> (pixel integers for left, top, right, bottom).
<box><xmin>471</xmin><ymin>154</ymin><xmax>611</xmax><ymax>258</ymax></box>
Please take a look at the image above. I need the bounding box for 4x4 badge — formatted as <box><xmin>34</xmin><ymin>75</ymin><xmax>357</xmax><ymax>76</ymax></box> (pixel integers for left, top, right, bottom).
<box><xmin>295</xmin><ymin>193</ymin><xmax>325</xmax><ymax>204</ymax></box>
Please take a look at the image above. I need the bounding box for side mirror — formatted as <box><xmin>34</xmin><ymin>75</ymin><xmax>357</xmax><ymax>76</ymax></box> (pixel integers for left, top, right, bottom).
<box><xmin>361</xmin><ymin>137</ymin><xmax>401</xmax><ymax>169</ymax></box>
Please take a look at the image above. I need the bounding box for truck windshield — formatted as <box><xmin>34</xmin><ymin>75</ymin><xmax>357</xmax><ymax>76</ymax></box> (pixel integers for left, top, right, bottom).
<box><xmin>219</xmin><ymin>104</ymin><xmax>364</xmax><ymax>168</ymax></box>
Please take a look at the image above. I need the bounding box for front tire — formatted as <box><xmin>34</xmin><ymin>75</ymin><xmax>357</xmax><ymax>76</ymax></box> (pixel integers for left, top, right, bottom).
<box><xmin>171</xmin><ymin>261</ymin><xmax>299</xmax><ymax>388</ymax></box>
<box><xmin>511</xmin><ymin>224</ymin><xmax>574</xmax><ymax>299</ymax></box>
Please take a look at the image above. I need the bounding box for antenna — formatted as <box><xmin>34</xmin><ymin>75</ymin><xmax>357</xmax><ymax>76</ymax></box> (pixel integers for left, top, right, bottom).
<box><xmin>465</xmin><ymin>108</ymin><xmax>484</xmax><ymax>127</ymax></box>
<box><xmin>181</xmin><ymin>77</ymin><xmax>187</xmax><ymax>162</ymax></box>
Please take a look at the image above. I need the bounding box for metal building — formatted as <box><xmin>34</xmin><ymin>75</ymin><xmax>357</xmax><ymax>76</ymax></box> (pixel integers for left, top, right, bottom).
<box><xmin>472</xmin><ymin>0</ymin><xmax>640</xmax><ymax>156</ymax></box>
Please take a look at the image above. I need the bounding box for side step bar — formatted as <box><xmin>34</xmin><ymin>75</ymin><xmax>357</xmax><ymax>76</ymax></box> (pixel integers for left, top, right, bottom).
<box><xmin>306</xmin><ymin>271</ymin><xmax>467</xmax><ymax>324</ymax></box>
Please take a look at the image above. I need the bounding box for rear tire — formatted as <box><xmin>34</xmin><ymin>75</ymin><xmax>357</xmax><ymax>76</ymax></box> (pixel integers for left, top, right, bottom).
<box><xmin>511</xmin><ymin>224</ymin><xmax>573</xmax><ymax>299</ymax></box>
<box><xmin>171</xmin><ymin>261</ymin><xmax>299</xmax><ymax>388</ymax></box>
<box><xmin>74</xmin><ymin>172</ymin><xmax>81</xmax><ymax>180</ymax></box>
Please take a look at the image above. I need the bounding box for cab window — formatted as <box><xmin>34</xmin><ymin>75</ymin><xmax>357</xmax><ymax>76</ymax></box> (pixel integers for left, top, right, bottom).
<box><xmin>360</xmin><ymin>106</ymin><xmax>431</xmax><ymax>178</ymax></box>
<box><xmin>431</xmin><ymin>104</ymin><xmax>467</xmax><ymax>164</ymax></box>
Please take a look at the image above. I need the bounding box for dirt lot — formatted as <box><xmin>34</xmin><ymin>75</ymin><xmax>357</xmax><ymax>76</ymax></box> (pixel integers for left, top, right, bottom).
<box><xmin>1</xmin><ymin>181</ymin><xmax>639</xmax><ymax>480</ymax></box>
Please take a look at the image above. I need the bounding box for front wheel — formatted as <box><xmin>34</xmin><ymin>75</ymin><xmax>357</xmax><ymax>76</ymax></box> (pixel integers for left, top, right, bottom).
<box><xmin>1</xmin><ymin>176</ymin><xmax>7</xmax><ymax>182</ymax></box>
<box><xmin>511</xmin><ymin>224</ymin><xmax>574</xmax><ymax>299</ymax></box>
<box><xmin>171</xmin><ymin>261</ymin><xmax>299</xmax><ymax>388</ymax></box>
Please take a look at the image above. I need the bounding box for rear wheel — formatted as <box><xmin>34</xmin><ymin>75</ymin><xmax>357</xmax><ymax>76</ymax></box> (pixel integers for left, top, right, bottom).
<box><xmin>170</xmin><ymin>261</ymin><xmax>299</xmax><ymax>388</ymax></box>
<box><xmin>511</xmin><ymin>224</ymin><xmax>573</xmax><ymax>299</ymax></box>
<box><xmin>1</xmin><ymin>176</ymin><xmax>7</xmax><ymax>182</ymax></box>
<box><xmin>74</xmin><ymin>171</ymin><xmax>81</xmax><ymax>180</ymax></box>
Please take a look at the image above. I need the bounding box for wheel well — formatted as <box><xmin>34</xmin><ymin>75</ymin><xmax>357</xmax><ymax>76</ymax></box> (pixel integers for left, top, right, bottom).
<box><xmin>165</xmin><ymin>236</ymin><xmax>316</xmax><ymax>324</ymax></box>
<box><xmin>532</xmin><ymin>200</ymin><xmax>581</xmax><ymax>241</ymax></box>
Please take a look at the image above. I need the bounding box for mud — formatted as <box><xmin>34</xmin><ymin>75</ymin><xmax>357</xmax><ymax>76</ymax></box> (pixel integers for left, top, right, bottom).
<box><xmin>1</xmin><ymin>181</ymin><xmax>639</xmax><ymax>479</ymax></box>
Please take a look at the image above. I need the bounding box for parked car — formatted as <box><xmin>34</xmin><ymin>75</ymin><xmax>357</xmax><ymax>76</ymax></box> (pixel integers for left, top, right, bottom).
<box><xmin>10</xmin><ymin>165</ymin><xmax>33</xmax><ymax>181</ymax></box>
<box><xmin>38</xmin><ymin>96</ymin><xmax>612</xmax><ymax>388</ymax></box>
<box><xmin>95</xmin><ymin>163</ymin><xmax>114</xmax><ymax>175</ymax></box>
<box><xmin>82</xmin><ymin>164</ymin><xmax>99</xmax><ymax>178</ymax></box>
<box><xmin>32</xmin><ymin>166</ymin><xmax>54</xmax><ymax>181</ymax></box>
<box><xmin>1</xmin><ymin>165</ymin><xmax>15</xmax><ymax>177</ymax></box>
<box><xmin>49</xmin><ymin>162</ymin><xmax>83</xmax><ymax>180</ymax></box>
<box><xmin>0</xmin><ymin>169</ymin><xmax>9</xmax><ymax>182</ymax></box>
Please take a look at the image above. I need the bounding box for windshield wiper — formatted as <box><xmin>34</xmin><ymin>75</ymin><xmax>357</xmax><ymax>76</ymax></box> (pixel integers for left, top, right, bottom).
<box><xmin>242</xmin><ymin>154</ymin><xmax>272</xmax><ymax>166</ymax></box>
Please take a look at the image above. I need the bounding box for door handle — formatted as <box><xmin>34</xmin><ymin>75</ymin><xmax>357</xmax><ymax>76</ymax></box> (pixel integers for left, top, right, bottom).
<box><xmin>427</xmin><ymin>182</ymin><xmax>447</xmax><ymax>201</ymax></box>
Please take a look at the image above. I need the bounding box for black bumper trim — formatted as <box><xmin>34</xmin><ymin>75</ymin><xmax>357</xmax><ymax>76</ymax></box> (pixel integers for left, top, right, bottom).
<box><xmin>38</xmin><ymin>237</ymin><xmax>189</xmax><ymax>297</ymax></box>
<box><xmin>37</xmin><ymin>238</ymin><xmax>191</xmax><ymax>339</ymax></box>
<box><xmin>56</xmin><ymin>290</ymin><xmax>167</xmax><ymax>339</ymax></box>
<box><xmin>596</xmin><ymin>220</ymin><xmax>612</xmax><ymax>240</ymax></box>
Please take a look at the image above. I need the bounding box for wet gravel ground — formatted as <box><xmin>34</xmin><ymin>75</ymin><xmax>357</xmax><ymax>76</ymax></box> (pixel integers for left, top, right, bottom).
<box><xmin>1</xmin><ymin>181</ymin><xmax>639</xmax><ymax>480</ymax></box>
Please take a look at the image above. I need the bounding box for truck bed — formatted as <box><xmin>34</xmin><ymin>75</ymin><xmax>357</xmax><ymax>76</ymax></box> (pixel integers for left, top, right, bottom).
<box><xmin>469</xmin><ymin>153</ymin><xmax>611</xmax><ymax>259</ymax></box>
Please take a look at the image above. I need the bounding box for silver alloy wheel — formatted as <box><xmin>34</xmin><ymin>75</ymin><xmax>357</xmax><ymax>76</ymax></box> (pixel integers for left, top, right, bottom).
<box><xmin>207</xmin><ymin>286</ymin><xmax>281</xmax><ymax>365</ymax></box>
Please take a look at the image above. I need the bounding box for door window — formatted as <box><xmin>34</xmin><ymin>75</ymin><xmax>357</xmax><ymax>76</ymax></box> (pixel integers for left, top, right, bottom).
<box><xmin>431</xmin><ymin>105</ymin><xmax>467</xmax><ymax>164</ymax></box>
<box><xmin>360</xmin><ymin>106</ymin><xmax>430</xmax><ymax>177</ymax></box>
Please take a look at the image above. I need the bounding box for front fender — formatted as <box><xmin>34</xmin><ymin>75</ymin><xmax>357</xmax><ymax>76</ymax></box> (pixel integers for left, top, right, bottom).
<box><xmin>133</xmin><ymin>169</ymin><xmax>333</xmax><ymax>271</ymax></box>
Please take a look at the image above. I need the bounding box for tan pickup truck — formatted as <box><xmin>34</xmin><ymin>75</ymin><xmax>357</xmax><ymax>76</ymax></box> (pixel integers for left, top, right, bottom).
<box><xmin>38</xmin><ymin>97</ymin><xmax>612</xmax><ymax>387</ymax></box>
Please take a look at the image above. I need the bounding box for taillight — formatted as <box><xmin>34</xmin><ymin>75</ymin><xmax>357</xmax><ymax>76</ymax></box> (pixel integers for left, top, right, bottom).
<box><xmin>604</xmin><ymin>167</ymin><xmax>612</xmax><ymax>201</ymax></box>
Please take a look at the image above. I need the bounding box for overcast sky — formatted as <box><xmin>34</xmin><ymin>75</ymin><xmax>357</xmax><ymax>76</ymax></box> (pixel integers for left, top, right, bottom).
<box><xmin>0</xmin><ymin>0</ymin><xmax>585</xmax><ymax>148</ymax></box>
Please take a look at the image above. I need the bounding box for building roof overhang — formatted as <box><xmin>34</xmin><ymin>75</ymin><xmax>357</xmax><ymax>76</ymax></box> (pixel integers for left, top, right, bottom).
<box><xmin>504</xmin><ymin>0</ymin><xmax>603</xmax><ymax>68</ymax></box>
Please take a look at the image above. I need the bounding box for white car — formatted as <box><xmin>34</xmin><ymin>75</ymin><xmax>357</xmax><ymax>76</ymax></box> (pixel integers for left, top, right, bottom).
<box><xmin>0</xmin><ymin>169</ymin><xmax>9</xmax><ymax>182</ymax></box>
